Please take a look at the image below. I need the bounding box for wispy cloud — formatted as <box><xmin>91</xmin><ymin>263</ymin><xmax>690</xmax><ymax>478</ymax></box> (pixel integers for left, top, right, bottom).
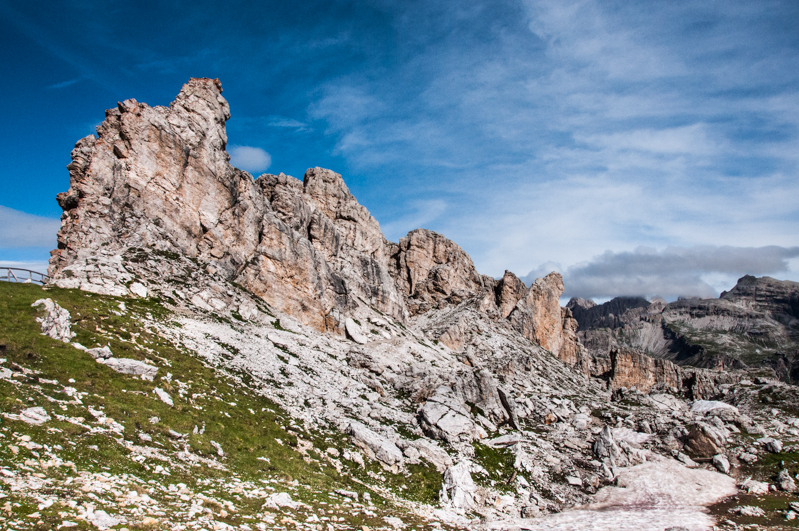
<box><xmin>299</xmin><ymin>0</ymin><xmax>799</xmax><ymax>297</ymax></box>
<box><xmin>379</xmin><ymin>199</ymin><xmax>448</xmax><ymax>242</ymax></box>
<box><xmin>0</xmin><ymin>206</ymin><xmax>60</xmax><ymax>249</ymax></box>
<box><xmin>266</xmin><ymin>116</ymin><xmax>309</xmax><ymax>131</ymax></box>
<box><xmin>47</xmin><ymin>77</ymin><xmax>82</xmax><ymax>90</ymax></box>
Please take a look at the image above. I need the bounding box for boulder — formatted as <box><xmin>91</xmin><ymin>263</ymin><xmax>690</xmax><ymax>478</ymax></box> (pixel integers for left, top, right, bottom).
<box><xmin>400</xmin><ymin>439</ymin><xmax>453</xmax><ymax>472</ymax></box>
<box><xmin>759</xmin><ymin>437</ymin><xmax>783</xmax><ymax>453</ymax></box>
<box><xmin>346</xmin><ymin>421</ymin><xmax>403</xmax><ymax>466</ymax></box>
<box><xmin>344</xmin><ymin>318</ymin><xmax>368</xmax><ymax>344</ymax></box>
<box><xmin>712</xmin><ymin>454</ymin><xmax>731</xmax><ymax>475</ymax></box>
<box><xmin>86</xmin><ymin>346</ymin><xmax>114</xmax><ymax>360</ymax></box>
<box><xmin>685</xmin><ymin>423</ymin><xmax>727</xmax><ymax>458</ymax></box>
<box><xmin>739</xmin><ymin>478</ymin><xmax>769</xmax><ymax>495</ymax></box>
<box><xmin>441</xmin><ymin>462</ymin><xmax>476</xmax><ymax>511</ymax></box>
<box><xmin>777</xmin><ymin>469</ymin><xmax>796</xmax><ymax>492</ymax></box>
<box><xmin>99</xmin><ymin>357</ymin><xmax>158</xmax><ymax>380</ymax></box>
<box><xmin>418</xmin><ymin>386</ymin><xmax>486</xmax><ymax>444</ymax></box>
<box><xmin>31</xmin><ymin>299</ymin><xmax>75</xmax><ymax>343</ymax></box>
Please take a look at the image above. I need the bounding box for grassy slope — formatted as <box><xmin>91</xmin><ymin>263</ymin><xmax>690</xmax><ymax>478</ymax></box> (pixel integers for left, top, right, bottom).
<box><xmin>0</xmin><ymin>282</ymin><xmax>447</xmax><ymax>530</ymax></box>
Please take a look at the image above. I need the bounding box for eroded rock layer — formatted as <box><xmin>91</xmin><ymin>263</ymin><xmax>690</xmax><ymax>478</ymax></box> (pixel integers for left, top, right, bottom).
<box><xmin>49</xmin><ymin>78</ymin><xmax>576</xmax><ymax>353</ymax></box>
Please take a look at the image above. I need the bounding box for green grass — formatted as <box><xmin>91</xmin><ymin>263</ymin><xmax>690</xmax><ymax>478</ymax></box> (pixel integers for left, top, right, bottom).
<box><xmin>471</xmin><ymin>442</ymin><xmax>517</xmax><ymax>493</ymax></box>
<box><xmin>0</xmin><ymin>282</ymin><xmax>451</xmax><ymax>530</ymax></box>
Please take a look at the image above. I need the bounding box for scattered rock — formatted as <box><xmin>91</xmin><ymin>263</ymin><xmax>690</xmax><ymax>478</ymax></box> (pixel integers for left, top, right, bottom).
<box><xmin>19</xmin><ymin>407</ymin><xmax>50</xmax><ymax>425</ymax></box>
<box><xmin>31</xmin><ymin>299</ymin><xmax>75</xmax><ymax>342</ymax></box>
<box><xmin>153</xmin><ymin>388</ymin><xmax>174</xmax><ymax>406</ymax></box>
<box><xmin>441</xmin><ymin>462</ymin><xmax>476</xmax><ymax>511</ymax></box>
<box><xmin>99</xmin><ymin>358</ymin><xmax>158</xmax><ymax>380</ymax></box>
<box><xmin>712</xmin><ymin>454</ymin><xmax>731</xmax><ymax>475</ymax></box>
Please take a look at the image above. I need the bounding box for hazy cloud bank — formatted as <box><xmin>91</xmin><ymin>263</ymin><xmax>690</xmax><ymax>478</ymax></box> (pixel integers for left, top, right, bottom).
<box><xmin>523</xmin><ymin>245</ymin><xmax>799</xmax><ymax>300</ymax></box>
<box><xmin>0</xmin><ymin>206</ymin><xmax>60</xmax><ymax>249</ymax></box>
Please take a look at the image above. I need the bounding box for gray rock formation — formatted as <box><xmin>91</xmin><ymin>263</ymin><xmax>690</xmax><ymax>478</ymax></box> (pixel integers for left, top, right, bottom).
<box><xmin>49</xmin><ymin>78</ymin><xmax>580</xmax><ymax>361</ymax></box>
<box><xmin>569</xmin><ymin>276</ymin><xmax>799</xmax><ymax>381</ymax></box>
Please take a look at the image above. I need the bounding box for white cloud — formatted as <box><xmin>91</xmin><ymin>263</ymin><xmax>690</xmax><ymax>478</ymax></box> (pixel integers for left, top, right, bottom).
<box><xmin>526</xmin><ymin>245</ymin><xmax>799</xmax><ymax>300</ymax></box>
<box><xmin>228</xmin><ymin>145</ymin><xmax>272</xmax><ymax>174</ymax></box>
<box><xmin>266</xmin><ymin>116</ymin><xmax>309</xmax><ymax>131</ymax></box>
<box><xmin>0</xmin><ymin>206</ymin><xmax>61</xmax><ymax>248</ymax></box>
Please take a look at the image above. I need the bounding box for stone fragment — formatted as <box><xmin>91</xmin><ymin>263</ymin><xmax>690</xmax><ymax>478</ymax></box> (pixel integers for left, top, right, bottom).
<box><xmin>686</xmin><ymin>423</ymin><xmax>727</xmax><ymax>458</ymax></box>
<box><xmin>154</xmin><ymin>387</ymin><xmax>174</xmax><ymax>406</ymax></box>
<box><xmin>418</xmin><ymin>386</ymin><xmax>486</xmax><ymax>444</ymax></box>
<box><xmin>335</xmin><ymin>489</ymin><xmax>358</xmax><ymax>500</ymax></box>
<box><xmin>739</xmin><ymin>478</ymin><xmax>769</xmax><ymax>495</ymax></box>
<box><xmin>346</xmin><ymin>421</ymin><xmax>403</xmax><ymax>466</ymax></box>
<box><xmin>99</xmin><ymin>358</ymin><xmax>158</xmax><ymax>380</ymax></box>
<box><xmin>566</xmin><ymin>475</ymin><xmax>582</xmax><ymax>486</ymax></box>
<box><xmin>19</xmin><ymin>407</ymin><xmax>50</xmax><ymax>425</ymax></box>
<box><xmin>593</xmin><ymin>426</ymin><xmax>622</xmax><ymax>462</ymax></box>
<box><xmin>345</xmin><ymin>318</ymin><xmax>368</xmax><ymax>344</ymax></box>
<box><xmin>87</xmin><ymin>346</ymin><xmax>113</xmax><ymax>360</ymax></box>
<box><xmin>690</xmin><ymin>400</ymin><xmax>739</xmax><ymax>416</ymax></box>
<box><xmin>728</xmin><ymin>506</ymin><xmax>765</xmax><ymax>517</ymax></box>
<box><xmin>441</xmin><ymin>462</ymin><xmax>476</xmax><ymax>511</ymax></box>
<box><xmin>676</xmin><ymin>452</ymin><xmax>697</xmax><ymax>468</ymax></box>
<box><xmin>210</xmin><ymin>440</ymin><xmax>224</xmax><ymax>456</ymax></box>
<box><xmin>758</xmin><ymin>437</ymin><xmax>783</xmax><ymax>453</ymax></box>
<box><xmin>32</xmin><ymin>299</ymin><xmax>75</xmax><ymax>342</ymax></box>
<box><xmin>129</xmin><ymin>282</ymin><xmax>148</xmax><ymax>298</ymax></box>
<box><xmin>264</xmin><ymin>492</ymin><xmax>297</xmax><ymax>509</ymax></box>
<box><xmin>402</xmin><ymin>439</ymin><xmax>453</xmax><ymax>472</ymax></box>
<box><xmin>712</xmin><ymin>454</ymin><xmax>731</xmax><ymax>475</ymax></box>
<box><xmin>383</xmin><ymin>516</ymin><xmax>405</xmax><ymax>529</ymax></box>
<box><xmin>777</xmin><ymin>469</ymin><xmax>796</xmax><ymax>492</ymax></box>
<box><xmin>87</xmin><ymin>509</ymin><xmax>119</xmax><ymax>529</ymax></box>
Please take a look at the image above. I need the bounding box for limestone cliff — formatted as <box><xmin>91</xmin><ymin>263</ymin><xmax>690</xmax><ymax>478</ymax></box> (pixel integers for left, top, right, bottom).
<box><xmin>49</xmin><ymin>78</ymin><xmax>576</xmax><ymax>355</ymax></box>
<box><xmin>569</xmin><ymin>276</ymin><xmax>799</xmax><ymax>382</ymax></box>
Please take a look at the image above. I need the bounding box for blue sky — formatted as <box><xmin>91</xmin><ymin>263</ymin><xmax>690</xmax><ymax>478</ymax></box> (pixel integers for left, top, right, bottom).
<box><xmin>1</xmin><ymin>0</ymin><xmax>798</xmax><ymax>300</ymax></box>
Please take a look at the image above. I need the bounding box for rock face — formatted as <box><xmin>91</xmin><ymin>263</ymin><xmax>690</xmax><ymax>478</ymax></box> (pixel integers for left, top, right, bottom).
<box><xmin>508</xmin><ymin>272</ymin><xmax>581</xmax><ymax>363</ymax></box>
<box><xmin>495</xmin><ymin>270</ymin><xmax>527</xmax><ymax>319</ymax></box>
<box><xmin>50</xmin><ymin>78</ymin><xmax>406</xmax><ymax>333</ymax></box>
<box><xmin>606</xmin><ymin>349</ymin><xmax>682</xmax><ymax>393</ymax></box>
<box><xmin>49</xmin><ymin>78</ymin><xmax>579</xmax><ymax>356</ymax></box>
<box><xmin>390</xmin><ymin>229</ymin><xmax>485</xmax><ymax>316</ymax></box>
<box><xmin>568</xmin><ymin>276</ymin><xmax>799</xmax><ymax>381</ymax></box>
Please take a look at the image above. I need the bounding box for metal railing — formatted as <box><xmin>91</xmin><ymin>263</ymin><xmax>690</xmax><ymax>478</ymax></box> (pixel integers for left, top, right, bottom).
<box><xmin>0</xmin><ymin>267</ymin><xmax>50</xmax><ymax>285</ymax></box>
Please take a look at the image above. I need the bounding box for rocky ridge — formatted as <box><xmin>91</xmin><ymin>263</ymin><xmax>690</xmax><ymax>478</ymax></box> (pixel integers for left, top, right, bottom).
<box><xmin>2</xmin><ymin>78</ymin><xmax>794</xmax><ymax>529</ymax></box>
<box><xmin>568</xmin><ymin>276</ymin><xmax>799</xmax><ymax>381</ymax></box>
